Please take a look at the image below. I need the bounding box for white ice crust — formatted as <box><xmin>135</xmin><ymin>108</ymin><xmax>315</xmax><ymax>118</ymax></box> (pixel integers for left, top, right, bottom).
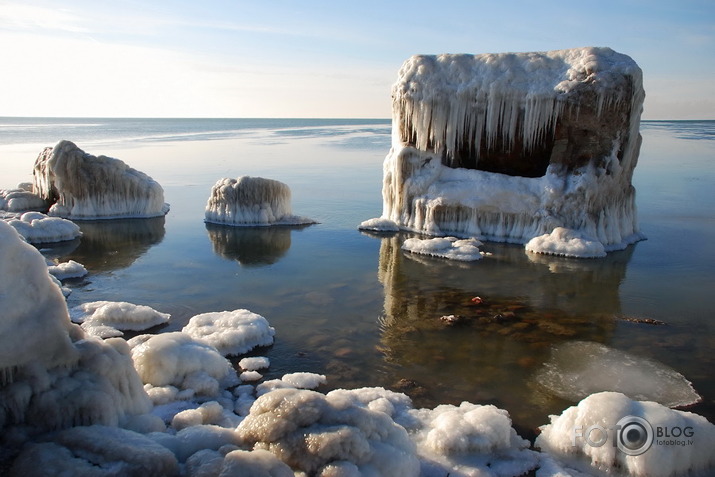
<box><xmin>33</xmin><ymin>140</ymin><xmax>169</xmax><ymax>219</ymax></box>
<box><xmin>402</xmin><ymin>236</ymin><xmax>485</xmax><ymax>261</ymax></box>
<box><xmin>47</xmin><ymin>259</ymin><xmax>88</xmax><ymax>280</ymax></box>
<box><xmin>536</xmin><ymin>392</ymin><xmax>715</xmax><ymax>477</ymax></box>
<box><xmin>182</xmin><ymin>309</ymin><xmax>276</xmax><ymax>356</ymax></box>
<box><xmin>205</xmin><ymin>176</ymin><xmax>315</xmax><ymax>226</ymax></box>
<box><xmin>70</xmin><ymin>301</ymin><xmax>170</xmax><ymax>338</ymax></box>
<box><xmin>361</xmin><ymin>47</ymin><xmax>646</xmax><ymax>258</ymax></box>
<box><xmin>3</xmin><ymin>211</ymin><xmax>81</xmax><ymax>243</ymax></box>
<box><xmin>526</xmin><ymin>227</ymin><xmax>606</xmax><ymax>258</ymax></box>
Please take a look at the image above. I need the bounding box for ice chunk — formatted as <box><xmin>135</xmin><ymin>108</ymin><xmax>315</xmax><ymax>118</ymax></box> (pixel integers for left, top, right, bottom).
<box><xmin>9</xmin><ymin>425</ymin><xmax>178</xmax><ymax>477</ymax></box>
<box><xmin>171</xmin><ymin>401</ymin><xmax>226</xmax><ymax>431</ymax></box>
<box><xmin>236</xmin><ymin>388</ymin><xmax>420</xmax><ymax>476</ymax></box>
<box><xmin>0</xmin><ymin>220</ymin><xmax>78</xmax><ymax>372</ymax></box>
<box><xmin>70</xmin><ymin>301</ymin><xmax>170</xmax><ymax>335</ymax></box>
<box><xmin>47</xmin><ymin>259</ymin><xmax>88</xmax><ymax>280</ymax></box>
<box><xmin>402</xmin><ymin>236</ymin><xmax>485</xmax><ymax>261</ymax></box>
<box><xmin>128</xmin><ymin>332</ymin><xmax>238</xmax><ymax>397</ymax></box>
<box><xmin>240</xmin><ymin>371</ymin><xmax>263</xmax><ymax>382</ymax></box>
<box><xmin>281</xmin><ymin>372</ymin><xmax>326</xmax><ymax>389</ymax></box>
<box><xmin>358</xmin><ymin>216</ymin><xmax>400</xmax><ymax>232</ymax></box>
<box><xmin>526</xmin><ymin>227</ymin><xmax>606</xmax><ymax>258</ymax></box>
<box><xmin>536</xmin><ymin>392</ymin><xmax>715</xmax><ymax>477</ymax></box>
<box><xmin>534</xmin><ymin>341</ymin><xmax>701</xmax><ymax>407</ymax></box>
<box><xmin>204</xmin><ymin>176</ymin><xmax>315</xmax><ymax>226</ymax></box>
<box><xmin>185</xmin><ymin>448</ymin><xmax>293</xmax><ymax>477</ymax></box>
<box><xmin>4</xmin><ymin>211</ymin><xmax>81</xmax><ymax>243</ymax></box>
<box><xmin>0</xmin><ymin>186</ymin><xmax>48</xmax><ymax>212</ymax></box>
<box><xmin>32</xmin><ymin>140</ymin><xmax>169</xmax><ymax>219</ymax></box>
<box><xmin>404</xmin><ymin>401</ymin><xmax>539</xmax><ymax>476</ymax></box>
<box><xmin>182</xmin><ymin>309</ymin><xmax>275</xmax><ymax>356</ymax></box>
<box><xmin>239</xmin><ymin>356</ymin><xmax>271</xmax><ymax>371</ymax></box>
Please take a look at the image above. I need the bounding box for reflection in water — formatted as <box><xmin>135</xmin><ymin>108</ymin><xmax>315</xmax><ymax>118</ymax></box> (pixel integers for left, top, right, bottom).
<box><xmin>65</xmin><ymin>217</ymin><xmax>166</xmax><ymax>271</ymax></box>
<box><xmin>373</xmin><ymin>233</ymin><xmax>636</xmax><ymax>434</ymax></box>
<box><xmin>205</xmin><ymin>223</ymin><xmax>311</xmax><ymax>267</ymax></box>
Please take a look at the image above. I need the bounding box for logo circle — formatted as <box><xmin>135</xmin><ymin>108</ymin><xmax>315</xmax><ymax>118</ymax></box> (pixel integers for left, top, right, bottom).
<box><xmin>616</xmin><ymin>415</ymin><xmax>653</xmax><ymax>456</ymax></box>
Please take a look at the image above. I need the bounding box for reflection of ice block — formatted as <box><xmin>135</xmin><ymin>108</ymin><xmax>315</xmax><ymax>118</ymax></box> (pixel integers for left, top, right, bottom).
<box><xmin>205</xmin><ymin>222</ymin><xmax>293</xmax><ymax>266</ymax></box>
<box><xmin>365</xmin><ymin>47</ymin><xmax>646</xmax><ymax>256</ymax></box>
<box><xmin>33</xmin><ymin>140</ymin><xmax>169</xmax><ymax>219</ymax></box>
<box><xmin>205</xmin><ymin>176</ymin><xmax>315</xmax><ymax>226</ymax></box>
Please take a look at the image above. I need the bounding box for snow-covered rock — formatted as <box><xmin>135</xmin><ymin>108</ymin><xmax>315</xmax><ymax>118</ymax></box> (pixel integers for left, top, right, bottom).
<box><xmin>182</xmin><ymin>309</ymin><xmax>275</xmax><ymax>356</ymax></box>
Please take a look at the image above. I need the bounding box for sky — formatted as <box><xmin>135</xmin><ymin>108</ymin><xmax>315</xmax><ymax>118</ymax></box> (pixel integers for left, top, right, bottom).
<box><xmin>0</xmin><ymin>0</ymin><xmax>713</xmax><ymax>119</ymax></box>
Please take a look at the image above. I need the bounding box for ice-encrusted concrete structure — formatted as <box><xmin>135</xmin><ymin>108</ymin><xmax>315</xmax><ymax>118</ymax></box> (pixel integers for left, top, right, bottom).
<box><xmin>361</xmin><ymin>47</ymin><xmax>646</xmax><ymax>255</ymax></box>
<box><xmin>33</xmin><ymin>141</ymin><xmax>169</xmax><ymax>219</ymax></box>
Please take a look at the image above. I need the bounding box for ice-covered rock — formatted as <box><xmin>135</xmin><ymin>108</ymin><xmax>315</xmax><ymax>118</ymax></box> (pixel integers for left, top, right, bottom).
<box><xmin>47</xmin><ymin>259</ymin><xmax>88</xmax><ymax>280</ymax></box>
<box><xmin>239</xmin><ymin>356</ymin><xmax>271</xmax><ymax>371</ymax></box>
<box><xmin>536</xmin><ymin>392</ymin><xmax>715</xmax><ymax>477</ymax></box>
<box><xmin>3</xmin><ymin>211</ymin><xmax>81</xmax><ymax>243</ymax></box>
<box><xmin>362</xmin><ymin>47</ymin><xmax>646</xmax><ymax>255</ymax></box>
<box><xmin>204</xmin><ymin>176</ymin><xmax>315</xmax><ymax>226</ymax></box>
<box><xmin>32</xmin><ymin>140</ymin><xmax>169</xmax><ymax>219</ymax></box>
<box><xmin>236</xmin><ymin>387</ymin><xmax>421</xmax><ymax>476</ymax></box>
<box><xmin>526</xmin><ymin>226</ymin><xmax>607</xmax><ymax>258</ymax></box>
<box><xmin>534</xmin><ymin>341</ymin><xmax>701</xmax><ymax>407</ymax></box>
<box><xmin>0</xmin><ymin>185</ymin><xmax>48</xmax><ymax>212</ymax></box>
<box><xmin>182</xmin><ymin>309</ymin><xmax>275</xmax><ymax>356</ymax></box>
<box><xmin>402</xmin><ymin>236</ymin><xmax>485</xmax><ymax>261</ymax></box>
<box><xmin>70</xmin><ymin>300</ymin><xmax>170</xmax><ymax>338</ymax></box>
<box><xmin>9</xmin><ymin>425</ymin><xmax>179</xmax><ymax>477</ymax></box>
<box><xmin>128</xmin><ymin>332</ymin><xmax>239</xmax><ymax>398</ymax></box>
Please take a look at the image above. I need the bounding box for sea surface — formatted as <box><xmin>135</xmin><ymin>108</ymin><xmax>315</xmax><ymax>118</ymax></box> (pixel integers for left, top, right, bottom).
<box><xmin>1</xmin><ymin>117</ymin><xmax>713</xmax><ymax>438</ymax></box>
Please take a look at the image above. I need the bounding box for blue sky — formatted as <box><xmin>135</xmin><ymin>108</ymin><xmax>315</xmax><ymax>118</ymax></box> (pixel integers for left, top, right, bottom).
<box><xmin>1</xmin><ymin>0</ymin><xmax>713</xmax><ymax>118</ymax></box>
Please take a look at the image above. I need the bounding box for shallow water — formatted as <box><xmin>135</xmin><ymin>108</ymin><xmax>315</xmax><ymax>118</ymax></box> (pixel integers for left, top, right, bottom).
<box><xmin>1</xmin><ymin>118</ymin><xmax>714</xmax><ymax>438</ymax></box>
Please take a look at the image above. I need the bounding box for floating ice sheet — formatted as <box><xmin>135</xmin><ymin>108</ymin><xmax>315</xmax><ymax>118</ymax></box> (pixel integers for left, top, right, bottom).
<box><xmin>534</xmin><ymin>341</ymin><xmax>701</xmax><ymax>407</ymax></box>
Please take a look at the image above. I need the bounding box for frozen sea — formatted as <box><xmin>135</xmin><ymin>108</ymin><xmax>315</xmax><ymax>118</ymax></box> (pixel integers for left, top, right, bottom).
<box><xmin>1</xmin><ymin>117</ymin><xmax>713</xmax><ymax>438</ymax></box>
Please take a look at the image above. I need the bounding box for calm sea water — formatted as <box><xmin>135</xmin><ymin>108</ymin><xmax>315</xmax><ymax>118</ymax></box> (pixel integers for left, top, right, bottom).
<box><xmin>1</xmin><ymin>117</ymin><xmax>713</xmax><ymax>438</ymax></box>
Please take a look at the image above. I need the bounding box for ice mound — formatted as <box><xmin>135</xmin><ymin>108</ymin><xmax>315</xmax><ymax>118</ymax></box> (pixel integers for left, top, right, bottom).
<box><xmin>182</xmin><ymin>309</ymin><xmax>275</xmax><ymax>356</ymax></box>
<box><xmin>364</xmin><ymin>47</ymin><xmax>646</xmax><ymax>255</ymax></box>
<box><xmin>526</xmin><ymin>227</ymin><xmax>607</xmax><ymax>258</ymax></box>
<box><xmin>358</xmin><ymin>216</ymin><xmax>400</xmax><ymax>232</ymax></box>
<box><xmin>0</xmin><ymin>184</ymin><xmax>48</xmax><ymax>212</ymax></box>
<box><xmin>186</xmin><ymin>448</ymin><xmax>293</xmax><ymax>477</ymax></box>
<box><xmin>239</xmin><ymin>356</ymin><xmax>271</xmax><ymax>371</ymax></box>
<box><xmin>236</xmin><ymin>387</ymin><xmax>421</xmax><ymax>476</ymax></box>
<box><xmin>205</xmin><ymin>176</ymin><xmax>316</xmax><ymax>226</ymax></box>
<box><xmin>535</xmin><ymin>341</ymin><xmax>701</xmax><ymax>407</ymax></box>
<box><xmin>402</xmin><ymin>236</ymin><xmax>485</xmax><ymax>261</ymax></box>
<box><xmin>256</xmin><ymin>372</ymin><xmax>327</xmax><ymax>395</ymax></box>
<box><xmin>32</xmin><ymin>140</ymin><xmax>169</xmax><ymax>219</ymax></box>
<box><xmin>70</xmin><ymin>301</ymin><xmax>170</xmax><ymax>338</ymax></box>
<box><xmin>406</xmin><ymin>402</ymin><xmax>540</xmax><ymax>476</ymax></box>
<box><xmin>47</xmin><ymin>259</ymin><xmax>88</xmax><ymax>280</ymax></box>
<box><xmin>128</xmin><ymin>332</ymin><xmax>239</xmax><ymax>399</ymax></box>
<box><xmin>536</xmin><ymin>392</ymin><xmax>715</xmax><ymax>477</ymax></box>
<box><xmin>4</xmin><ymin>211</ymin><xmax>81</xmax><ymax>243</ymax></box>
<box><xmin>9</xmin><ymin>425</ymin><xmax>179</xmax><ymax>477</ymax></box>
<box><xmin>0</xmin><ymin>225</ymin><xmax>152</xmax><ymax>438</ymax></box>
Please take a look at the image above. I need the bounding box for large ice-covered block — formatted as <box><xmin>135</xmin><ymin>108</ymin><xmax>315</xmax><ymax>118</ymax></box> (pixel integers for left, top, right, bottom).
<box><xmin>33</xmin><ymin>140</ymin><xmax>169</xmax><ymax>219</ymax></box>
<box><xmin>363</xmin><ymin>47</ymin><xmax>646</xmax><ymax>256</ymax></box>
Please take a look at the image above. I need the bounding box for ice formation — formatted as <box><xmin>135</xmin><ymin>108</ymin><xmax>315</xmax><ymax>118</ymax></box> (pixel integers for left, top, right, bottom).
<box><xmin>402</xmin><ymin>236</ymin><xmax>485</xmax><ymax>261</ymax></box>
<box><xmin>47</xmin><ymin>259</ymin><xmax>88</xmax><ymax>280</ymax></box>
<box><xmin>526</xmin><ymin>226</ymin><xmax>607</xmax><ymax>258</ymax></box>
<box><xmin>204</xmin><ymin>176</ymin><xmax>315</xmax><ymax>226</ymax></box>
<box><xmin>239</xmin><ymin>356</ymin><xmax>271</xmax><ymax>371</ymax></box>
<box><xmin>0</xmin><ymin>184</ymin><xmax>48</xmax><ymax>212</ymax></box>
<box><xmin>3</xmin><ymin>211</ymin><xmax>81</xmax><ymax>243</ymax></box>
<box><xmin>0</xmin><ymin>221</ymin><xmax>152</xmax><ymax>445</ymax></box>
<box><xmin>70</xmin><ymin>301</ymin><xmax>170</xmax><ymax>338</ymax></box>
<box><xmin>182</xmin><ymin>309</ymin><xmax>276</xmax><ymax>356</ymax></box>
<box><xmin>128</xmin><ymin>332</ymin><xmax>239</xmax><ymax>399</ymax></box>
<box><xmin>32</xmin><ymin>140</ymin><xmax>169</xmax><ymax>219</ymax></box>
<box><xmin>535</xmin><ymin>341</ymin><xmax>701</xmax><ymax>407</ymax></box>
<box><xmin>9</xmin><ymin>425</ymin><xmax>179</xmax><ymax>477</ymax></box>
<box><xmin>361</xmin><ymin>47</ymin><xmax>646</xmax><ymax>256</ymax></box>
<box><xmin>536</xmin><ymin>392</ymin><xmax>715</xmax><ymax>477</ymax></box>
